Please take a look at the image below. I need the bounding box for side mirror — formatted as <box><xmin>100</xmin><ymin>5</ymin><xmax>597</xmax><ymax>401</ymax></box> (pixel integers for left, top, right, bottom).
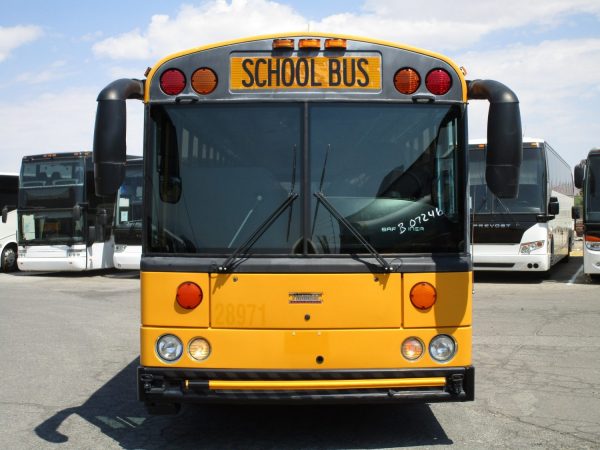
<box><xmin>572</xmin><ymin>206</ymin><xmax>581</xmax><ymax>220</ymax></box>
<box><xmin>1</xmin><ymin>206</ymin><xmax>7</xmax><ymax>224</ymax></box>
<box><xmin>574</xmin><ymin>164</ymin><xmax>585</xmax><ymax>189</ymax></box>
<box><xmin>548</xmin><ymin>197</ymin><xmax>559</xmax><ymax>216</ymax></box>
<box><xmin>93</xmin><ymin>79</ymin><xmax>144</xmax><ymax>196</ymax></box>
<box><xmin>467</xmin><ymin>80</ymin><xmax>522</xmax><ymax>199</ymax></box>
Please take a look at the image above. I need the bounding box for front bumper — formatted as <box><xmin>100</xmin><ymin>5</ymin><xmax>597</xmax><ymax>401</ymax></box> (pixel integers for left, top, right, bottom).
<box><xmin>138</xmin><ymin>367</ymin><xmax>474</xmax><ymax>405</ymax></box>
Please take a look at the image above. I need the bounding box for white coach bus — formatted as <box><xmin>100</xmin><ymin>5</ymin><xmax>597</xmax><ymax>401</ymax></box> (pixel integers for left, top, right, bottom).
<box><xmin>469</xmin><ymin>138</ymin><xmax>575</xmax><ymax>272</ymax></box>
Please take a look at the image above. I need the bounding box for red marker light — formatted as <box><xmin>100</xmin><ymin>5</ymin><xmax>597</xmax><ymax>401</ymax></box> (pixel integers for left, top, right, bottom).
<box><xmin>176</xmin><ymin>282</ymin><xmax>203</xmax><ymax>309</ymax></box>
<box><xmin>425</xmin><ymin>69</ymin><xmax>452</xmax><ymax>95</ymax></box>
<box><xmin>160</xmin><ymin>69</ymin><xmax>186</xmax><ymax>95</ymax></box>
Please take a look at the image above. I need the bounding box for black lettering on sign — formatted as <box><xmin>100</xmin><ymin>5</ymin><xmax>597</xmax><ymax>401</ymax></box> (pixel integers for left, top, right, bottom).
<box><xmin>267</xmin><ymin>58</ymin><xmax>281</xmax><ymax>87</ymax></box>
<box><xmin>296</xmin><ymin>58</ymin><xmax>309</xmax><ymax>86</ymax></box>
<box><xmin>254</xmin><ymin>58</ymin><xmax>267</xmax><ymax>87</ymax></box>
<box><xmin>310</xmin><ymin>59</ymin><xmax>322</xmax><ymax>86</ymax></box>
<box><xmin>329</xmin><ymin>59</ymin><xmax>341</xmax><ymax>86</ymax></box>
<box><xmin>281</xmin><ymin>58</ymin><xmax>294</xmax><ymax>86</ymax></box>
<box><xmin>342</xmin><ymin>58</ymin><xmax>356</xmax><ymax>86</ymax></box>
<box><xmin>241</xmin><ymin>59</ymin><xmax>254</xmax><ymax>87</ymax></box>
<box><xmin>357</xmin><ymin>58</ymin><xmax>369</xmax><ymax>87</ymax></box>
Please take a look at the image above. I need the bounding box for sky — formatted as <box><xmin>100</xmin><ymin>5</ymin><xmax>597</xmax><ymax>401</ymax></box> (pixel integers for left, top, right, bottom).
<box><xmin>1</xmin><ymin>0</ymin><xmax>600</xmax><ymax>173</ymax></box>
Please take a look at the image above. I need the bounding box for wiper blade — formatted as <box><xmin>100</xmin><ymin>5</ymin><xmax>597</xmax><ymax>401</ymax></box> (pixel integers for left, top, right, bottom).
<box><xmin>218</xmin><ymin>193</ymin><xmax>299</xmax><ymax>272</ymax></box>
<box><xmin>313</xmin><ymin>192</ymin><xmax>392</xmax><ymax>272</ymax></box>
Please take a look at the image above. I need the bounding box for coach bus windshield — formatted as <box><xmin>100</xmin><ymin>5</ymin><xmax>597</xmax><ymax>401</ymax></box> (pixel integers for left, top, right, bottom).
<box><xmin>19</xmin><ymin>159</ymin><xmax>85</xmax><ymax>209</ymax></box>
<box><xmin>149</xmin><ymin>103</ymin><xmax>465</xmax><ymax>255</ymax></box>
<box><xmin>585</xmin><ymin>155</ymin><xmax>600</xmax><ymax>222</ymax></box>
<box><xmin>469</xmin><ymin>146</ymin><xmax>544</xmax><ymax>214</ymax></box>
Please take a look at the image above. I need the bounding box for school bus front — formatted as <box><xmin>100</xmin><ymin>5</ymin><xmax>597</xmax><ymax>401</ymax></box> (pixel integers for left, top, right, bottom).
<box><xmin>93</xmin><ymin>33</ymin><xmax>522</xmax><ymax>414</ymax></box>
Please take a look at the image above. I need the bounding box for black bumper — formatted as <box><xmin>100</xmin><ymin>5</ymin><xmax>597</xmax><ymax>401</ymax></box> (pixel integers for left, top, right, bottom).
<box><xmin>138</xmin><ymin>366</ymin><xmax>474</xmax><ymax>406</ymax></box>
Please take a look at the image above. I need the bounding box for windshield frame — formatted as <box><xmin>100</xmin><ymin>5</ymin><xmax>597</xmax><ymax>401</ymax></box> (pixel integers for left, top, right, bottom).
<box><xmin>145</xmin><ymin>101</ymin><xmax>468</xmax><ymax>258</ymax></box>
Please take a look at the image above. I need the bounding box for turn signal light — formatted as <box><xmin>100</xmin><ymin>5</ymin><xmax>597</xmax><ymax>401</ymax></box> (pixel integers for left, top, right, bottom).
<box><xmin>401</xmin><ymin>337</ymin><xmax>424</xmax><ymax>361</ymax></box>
<box><xmin>324</xmin><ymin>38</ymin><xmax>347</xmax><ymax>50</ymax></box>
<box><xmin>410</xmin><ymin>282</ymin><xmax>437</xmax><ymax>310</ymax></box>
<box><xmin>160</xmin><ymin>68</ymin><xmax>186</xmax><ymax>95</ymax></box>
<box><xmin>425</xmin><ymin>69</ymin><xmax>452</xmax><ymax>95</ymax></box>
<box><xmin>176</xmin><ymin>282</ymin><xmax>203</xmax><ymax>309</ymax></box>
<box><xmin>298</xmin><ymin>38</ymin><xmax>320</xmax><ymax>49</ymax></box>
<box><xmin>394</xmin><ymin>68</ymin><xmax>420</xmax><ymax>94</ymax></box>
<box><xmin>272</xmin><ymin>38</ymin><xmax>294</xmax><ymax>49</ymax></box>
<box><xmin>191</xmin><ymin>67</ymin><xmax>218</xmax><ymax>95</ymax></box>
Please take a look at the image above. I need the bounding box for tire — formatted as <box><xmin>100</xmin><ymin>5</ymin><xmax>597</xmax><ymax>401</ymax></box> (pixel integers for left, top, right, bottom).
<box><xmin>1</xmin><ymin>244</ymin><xmax>18</xmax><ymax>272</ymax></box>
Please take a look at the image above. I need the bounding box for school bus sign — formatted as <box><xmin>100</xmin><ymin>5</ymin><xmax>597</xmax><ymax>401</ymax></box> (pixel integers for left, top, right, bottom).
<box><xmin>230</xmin><ymin>56</ymin><xmax>381</xmax><ymax>90</ymax></box>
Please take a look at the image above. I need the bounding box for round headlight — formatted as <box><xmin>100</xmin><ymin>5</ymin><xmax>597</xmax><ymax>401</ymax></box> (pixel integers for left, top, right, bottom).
<box><xmin>401</xmin><ymin>337</ymin><xmax>424</xmax><ymax>361</ymax></box>
<box><xmin>189</xmin><ymin>337</ymin><xmax>211</xmax><ymax>361</ymax></box>
<box><xmin>429</xmin><ymin>334</ymin><xmax>456</xmax><ymax>363</ymax></box>
<box><xmin>156</xmin><ymin>334</ymin><xmax>183</xmax><ymax>362</ymax></box>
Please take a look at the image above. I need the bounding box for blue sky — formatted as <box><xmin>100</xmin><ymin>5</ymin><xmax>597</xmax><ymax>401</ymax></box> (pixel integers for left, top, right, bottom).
<box><xmin>1</xmin><ymin>0</ymin><xmax>600</xmax><ymax>172</ymax></box>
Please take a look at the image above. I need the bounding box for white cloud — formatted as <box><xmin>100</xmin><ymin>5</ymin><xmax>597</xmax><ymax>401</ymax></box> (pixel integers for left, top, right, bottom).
<box><xmin>16</xmin><ymin>60</ymin><xmax>71</xmax><ymax>85</ymax></box>
<box><xmin>92</xmin><ymin>0</ymin><xmax>600</xmax><ymax>61</ymax></box>
<box><xmin>0</xmin><ymin>88</ymin><xmax>143</xmax><ymax>172</ymax></box>
<box><xmin>462</xmin><ymin>38</ymin><xmax>600</xmax><ymax>167</ymax></box>
<box><xmin>0</xmin><ymin>25</ymin><xmax>44</xmax><ymax>62</ymax></box>
<box><xmin>93</xmin><ymin>0</ymin><xmax>308</xmax><ymax>61</ymax></box>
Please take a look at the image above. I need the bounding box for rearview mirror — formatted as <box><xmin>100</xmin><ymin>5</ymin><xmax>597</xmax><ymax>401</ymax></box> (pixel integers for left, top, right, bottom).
<box><xmin>548</xmin><ymin>197</ymin><xmax>559</xmax><ymax>216</ymax></box>
<box><xmin>1</xmin><ymin>206</ymin><xmax>7</xmax><ymax>224</ymax></box>
<box><xmin>574</xmin><ymin>164</ymin><xmax>585</xmax><ymax>189</ymax></box>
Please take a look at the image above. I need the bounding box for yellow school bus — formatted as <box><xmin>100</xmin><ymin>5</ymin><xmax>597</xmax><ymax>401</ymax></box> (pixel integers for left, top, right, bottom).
<box><xmin>93</xmin><ymin>33</ymin><xmax>522</xmax><ymax>414</ymax></box>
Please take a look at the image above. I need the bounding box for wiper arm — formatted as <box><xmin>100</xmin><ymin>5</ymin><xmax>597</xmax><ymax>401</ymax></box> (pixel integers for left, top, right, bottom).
<box><xmin>313</xmin><ymin>192</ymin><xmax>392</xmax><ymax>272</ymax></box>
<box><xmin>218</xmin><ymin>193</ymin><xmax>299</xmax><ymax>272</ymax></box>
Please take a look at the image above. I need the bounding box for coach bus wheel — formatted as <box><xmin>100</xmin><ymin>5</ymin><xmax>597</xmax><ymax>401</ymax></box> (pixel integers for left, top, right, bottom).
<box><xmin>145</xmin><ymin>402</ymin><xmax>181</xmax><ymax>415</ymax></box>
<box><xmin>1</xmin><ymin>244</ymin><xmax>18</xmax><ymax>272</ymax></box>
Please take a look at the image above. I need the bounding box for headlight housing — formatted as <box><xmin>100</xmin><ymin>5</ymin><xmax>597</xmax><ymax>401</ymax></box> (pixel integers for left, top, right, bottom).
<box><xmin>189</xmin><ymin>337</ymin><xmax>211</xmax><ymax>361</ymax></box>
<box><xmin>429</xmin><ymin>334</ymin><xmax>456</xmax><ymax>363</ymax></box>
<box><xmin>156</xmin><ymin>334</ymin><xmax>183</xmax><ymax>362</ymax></box>
<box><xmin>519</xmin><ymin>240</ymin><xmax>544</xmax><ymax>254</ymax></box>
<box><xmin>401</xmin><ymin>337</ymin><xmax>424</xmax><ymax>361</ymax></box>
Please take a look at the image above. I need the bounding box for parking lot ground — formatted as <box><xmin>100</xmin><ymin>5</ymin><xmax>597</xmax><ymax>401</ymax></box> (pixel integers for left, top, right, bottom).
<box><xmin>0</xmin><ymin>255</ymin><xmax>599</xmax><ymax>449</ymax></box>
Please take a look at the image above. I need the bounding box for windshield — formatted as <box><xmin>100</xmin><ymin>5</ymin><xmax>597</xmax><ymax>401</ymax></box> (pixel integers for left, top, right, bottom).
<box><xmin>586</xmin><ymin>155</ymin><xmax>600</xmax><ymax>222</ymax></box>
<box><xmin>148</xmin><ymin>103</ymin><xmax>465</xmax><ymax>255</ymax></box>
<box><xmin>19</xmin><ymin>209</ymin><xmax>85</xmax><ymax>244</ymax></box>
<box><xmin>115</xmin><ymin>163</ymin><xmax>143</xmax><ymax>228</ymax></box>
<box><xmin>19</xmin><ymin>159</ymin><xmax>85</xmax><ymax>208</ymax></box>
<box><xmin>469</xmin><ymin>146</ymin><xmax>545</xmax><ymax>214</ymax></box>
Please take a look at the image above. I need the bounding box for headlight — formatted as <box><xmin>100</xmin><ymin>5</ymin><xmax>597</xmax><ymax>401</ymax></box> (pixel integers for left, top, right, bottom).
<box><xmin>156</xmin><ymin>334</ymin><xmax>183</xmax><ymax>362</ymax></box>
<box><xmin>401</xmin><ymin>337</ymin><xmax>424</xmax><ymax>361</ymax></box>
<box><xmin>67</xmin><ymin>250</ymin><xmax>83</xmax><ymax>257</ymax></box>
<box><xmin>189</xmin><ymin>337</ymin><xmax>211</xmax><ymax>361</ymax></box>
<box><xmin>429</xmin><ymin>334</ymin><xmax>456</xmax><ymax>363</ymax></box>
<box><xmin>585</xmin><ymin>240</ymin><xmax>600</xmax><ymax>251</ymax></box>
<box><xmin>115</xmin><ymin>244</ymin><xmax>127</xmax><ymax>253</ymax></box>
<box><xmin>519</xmin><ymin>240</ymin><xmax>544</xmax><ymax>254</ymax></box>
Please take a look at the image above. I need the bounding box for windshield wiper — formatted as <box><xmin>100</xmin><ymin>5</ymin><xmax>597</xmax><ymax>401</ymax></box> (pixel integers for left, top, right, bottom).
<box><xmin>313</xmin><ymin>192</ymin><xmax>392</xmax><ymax>272</ymax></box>
<box><xmin>218</xmin><ymin>193</ymin><xmax>298</xmax><ymax>272</ymax></box>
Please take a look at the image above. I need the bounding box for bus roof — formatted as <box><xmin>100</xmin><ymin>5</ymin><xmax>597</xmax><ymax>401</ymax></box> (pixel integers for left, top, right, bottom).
<box><xmin>145</xmin><ymin>32</ymin><xmax>467</xmax><ymax>103</ymax></box>
<box><xmin>469</xmin><ymin>137</ymin><xmax>544</xmax><ymax>146</ymax></box>
<box><xmin>22</xmin><ymin>151</ymin><xmax>91</xmax><ymax>161</ymax></box>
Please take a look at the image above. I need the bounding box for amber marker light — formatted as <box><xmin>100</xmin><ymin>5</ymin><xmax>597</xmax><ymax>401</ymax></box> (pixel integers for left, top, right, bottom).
<box><xmin>176</xmin><ymin>282</ymin><xmax>203</xmax><ymax>309</ymax></box>
<box><xmin>324</xmin><ymin>38</ymin><xmax>347</xmax><ymax>50</ymax></box>
<box><xmin>298</xmin><ymin>38</ymin><xmax>321</xmax><ymax>49</ymax></box>
<box><xmin>394</xmin><ymin>68</ymin><xmax>421</xmax><ymax>94</ymax></box>
<box><xmin>191</xmin><ymin>68</ymin><xmax>218</xmax><ymax>95</ymax></box>
<box><xmin>410</xmin><ymin>282</ymin><xmax>437</xmax><ymax>310</ymax></box>
<box><xmin>272</xmin><ymin>38</ymin><xmax>295</xmax><ymax>49</ymax></box>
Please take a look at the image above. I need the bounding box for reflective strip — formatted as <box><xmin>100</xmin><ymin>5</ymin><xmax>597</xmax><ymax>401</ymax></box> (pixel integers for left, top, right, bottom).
<box><xmin>206</xmin><ymin>377</ymin><xmax>446</xmax><ymax>391</ymax></box>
